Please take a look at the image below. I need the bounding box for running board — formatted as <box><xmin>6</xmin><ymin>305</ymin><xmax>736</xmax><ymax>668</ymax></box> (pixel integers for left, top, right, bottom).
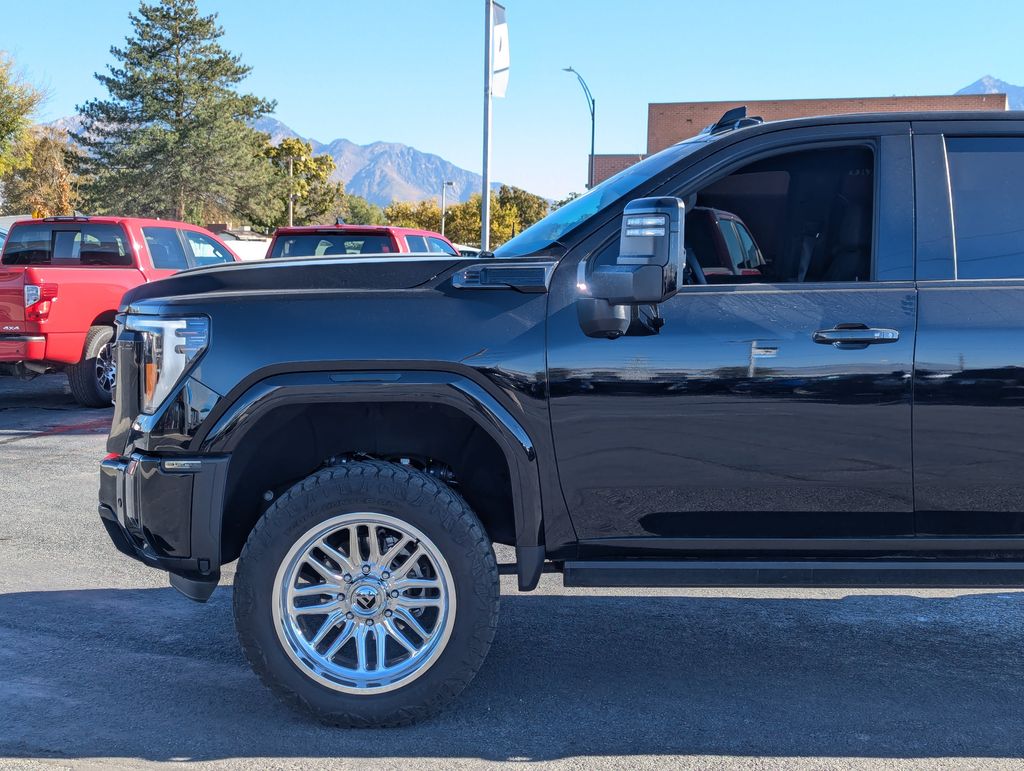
<box><xmin>562</xmin><ymin>560</ymin><xmax>1024</xmax><ymax>589</ymax></box>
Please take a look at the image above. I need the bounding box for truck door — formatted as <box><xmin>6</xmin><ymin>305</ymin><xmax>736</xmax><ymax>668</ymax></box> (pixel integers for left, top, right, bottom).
<box><xmin>912</xmin><ymin>122</ymin><xmax>1024</xmax><ymax>536</ymax></box>
<box><xmin>546</xmin><ymin>126</ymin><xmax>917</xmax><ymax>548</ymax></box>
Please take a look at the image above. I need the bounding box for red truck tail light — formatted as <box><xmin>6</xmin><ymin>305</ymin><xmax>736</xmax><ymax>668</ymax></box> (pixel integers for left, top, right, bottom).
<box><xmin>24</xmin><ymin>283</ymin><xmax>58</xmax><ymax>322</ymax></box>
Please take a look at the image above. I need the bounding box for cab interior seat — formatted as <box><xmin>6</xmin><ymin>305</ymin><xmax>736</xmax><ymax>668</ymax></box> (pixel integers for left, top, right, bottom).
<box><xmin>815</xmin><ymin>168</ymin><xmax>874</xmax><ymax>282</ymax></box>
<box><xmin>694</xmin><ymin>145</ymin><xmax>874</xmax><ymax>283</ymax></box>
<box><xmin>81</xmin><ymin>242</ymin><xmax>131</xmax><ymax>266</ymax></box>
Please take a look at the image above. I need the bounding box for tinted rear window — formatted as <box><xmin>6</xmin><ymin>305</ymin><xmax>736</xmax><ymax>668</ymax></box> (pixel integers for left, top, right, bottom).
<box><xmin>405</xmin><ymin>235</ymin><xmax>428</xmax><ymax>252</ymax></box>
<box><xmin>1</xmin><ymin>222</ymin><xmax>131</xmax><ymax>266</ymax></box>
<box><xmin>947</xmin><ymin>137</ymin><xmax>1024</xmax><ymax>279</ymax></box>
<box><xmin>269</xmin><ymin>234</ymin><xmax>394</xmax><ymax>258</ymax></box>
<box><xmin>143</xmin><ymin>227</ymin><xmax>189</xmax><ymax>270</ymax></box>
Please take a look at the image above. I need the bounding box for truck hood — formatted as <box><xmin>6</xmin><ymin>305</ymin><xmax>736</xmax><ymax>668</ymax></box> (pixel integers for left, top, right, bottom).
<box><xmin>121</xmin><ymin>255</ymin><xmax>468</xmax><ymax>312</ymax></box>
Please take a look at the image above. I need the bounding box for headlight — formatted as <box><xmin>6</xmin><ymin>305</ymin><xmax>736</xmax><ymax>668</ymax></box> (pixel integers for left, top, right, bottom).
<box><xmin>124</xmin><ymin>316</ymin><xmax>209</xmax><ymax>414</ymax></box>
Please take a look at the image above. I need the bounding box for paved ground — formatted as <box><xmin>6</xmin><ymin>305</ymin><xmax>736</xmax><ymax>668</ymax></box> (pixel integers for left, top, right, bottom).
<box><xmin>1</xmin><ymin>375</ymin><xmax>1024</xmax><ymax>770</ymax></box>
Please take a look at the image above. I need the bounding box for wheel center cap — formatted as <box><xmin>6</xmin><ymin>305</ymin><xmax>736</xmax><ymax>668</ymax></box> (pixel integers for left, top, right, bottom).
<box><xmin>350</xmin><ymin>583</ymin><xmax>383</xmax><ymax>616</ymax></box>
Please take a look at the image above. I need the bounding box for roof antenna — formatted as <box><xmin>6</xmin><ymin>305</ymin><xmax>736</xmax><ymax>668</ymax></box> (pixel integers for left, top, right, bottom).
<box><xmin>702</xmin><ymin>105</ymin><xmax>764</xmax><ymax>135</ymax></box>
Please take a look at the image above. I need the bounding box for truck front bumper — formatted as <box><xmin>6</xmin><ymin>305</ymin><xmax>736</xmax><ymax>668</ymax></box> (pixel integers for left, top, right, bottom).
<box><xmin>98</xmin><ymin>453</ymin><xmax>229</xmax><ymax>599</ymax></box>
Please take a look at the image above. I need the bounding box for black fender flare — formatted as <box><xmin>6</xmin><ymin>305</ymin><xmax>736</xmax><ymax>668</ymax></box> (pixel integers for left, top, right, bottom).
<box><xmin>199</xmin><ymin>370</ymin><xmax>546</xmax><ymax>590</ymax></box>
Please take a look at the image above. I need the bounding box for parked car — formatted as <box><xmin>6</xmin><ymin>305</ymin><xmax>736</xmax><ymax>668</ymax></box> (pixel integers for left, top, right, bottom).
<box><xmin>209</xmin><ymin>228</ymin><xmax>271</xmax><ymax>261</ymax></box>
<box><xmin>267</xmin><ymin>224</ymin><xmax>460</xmax><ymax>259</ymax></box>
<box><xmin>0</xmin><ymin>216</ymin><xmax>238</xmax><ymax>406</ymax></box>
<box><xmin>99</xmin><ymin>109</ymin><xmax>1024</xmax><ymax>726</ymax></box>
<box><xmin>452</xmin><ymin>243</ymin><xmax>481</xmax><ymax>257</ymax></box>
<box><xmin>685</xmin><ymin>206</ymin><xmax>766</xmax><ymax>280</ymax></box>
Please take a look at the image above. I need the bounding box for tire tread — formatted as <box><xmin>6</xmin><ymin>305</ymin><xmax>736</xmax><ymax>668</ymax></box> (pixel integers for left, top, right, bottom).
<box><xmin>67</xmin><ymin>325</ymin><xmax>114</xmax><ymax>408</ymax></box>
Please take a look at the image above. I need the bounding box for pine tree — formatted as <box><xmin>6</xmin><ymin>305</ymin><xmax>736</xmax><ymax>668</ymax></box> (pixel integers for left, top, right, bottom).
<box><xmin>74</xmin><ymin>0</ymin><xmax>277</xmax><ymax>223</ymax></box>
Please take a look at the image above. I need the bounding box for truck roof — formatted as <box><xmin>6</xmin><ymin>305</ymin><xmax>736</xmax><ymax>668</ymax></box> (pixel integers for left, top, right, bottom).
<box><xmin>690</xmin><ymin>109</ymin><xmax>1024</xmax><ymax>145</ymax></box>
<box><xmin>6</xmin><ymin>215</ymin><xmax>215</xmax><ymax>229</ymax></box>
<box><xmin>272</xmin><ymin>224</ymin><xmax>446</xmax><ymax>237</ymax></box>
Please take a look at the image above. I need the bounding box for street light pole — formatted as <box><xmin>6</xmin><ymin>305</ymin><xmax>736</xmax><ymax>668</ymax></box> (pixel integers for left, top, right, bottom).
<box><xmin>440</xmin><ymin>180</ymin><xmax>454</xmax><ymax>237</ymax></box>
<box><xmin>481</xmin><ymin>0</ymin><xmax>494</xmax><ymax>250</ymax></box>
<box><xmin>563</xmin><ymin>66</ymin><xmax>596</xmax><ymax>189</ymax></box>
<box><xmin>287</xmin><ymin>156</ymin><xmax>295</xmax><ymax>227</ymax></box>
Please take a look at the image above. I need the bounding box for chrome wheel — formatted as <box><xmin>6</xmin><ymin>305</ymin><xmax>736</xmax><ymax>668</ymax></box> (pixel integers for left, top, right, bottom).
<box><xmin>95</xmin><ymin>341</ymin><xmax>116</xmax><ymax>393</ymax></box>
<box><xmin>272</xmin><ymin>512</ymin><xmax>456</xmax><ymax>694</ymax></box>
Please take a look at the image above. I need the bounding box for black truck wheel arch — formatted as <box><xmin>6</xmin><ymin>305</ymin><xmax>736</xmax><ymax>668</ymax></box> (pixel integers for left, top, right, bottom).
<box><xmin>198</xmin><ymin>370</ymin><xmax>547</xmax><ymax>591</ymax></box>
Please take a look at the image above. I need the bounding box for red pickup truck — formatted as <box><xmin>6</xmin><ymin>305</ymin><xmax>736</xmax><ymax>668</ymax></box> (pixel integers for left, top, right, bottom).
<box><xmin>0</xmin><ymin>216</ymin><xmax>238</xmax><ymax>407</ymax></box>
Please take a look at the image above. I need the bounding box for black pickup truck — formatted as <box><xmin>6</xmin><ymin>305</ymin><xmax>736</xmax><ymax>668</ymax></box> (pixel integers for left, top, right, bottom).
<box><xmin>99</xmin><ymin>109</ymin><xmax>1024</xmax><ymax>726</ymax></box>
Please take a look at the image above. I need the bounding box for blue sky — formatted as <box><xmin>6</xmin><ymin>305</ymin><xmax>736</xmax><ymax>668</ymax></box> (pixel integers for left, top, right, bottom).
<box><xmin>5</xmin><ymin>0</ymin><xmax>1024</xmax><ymax>199</ymax></box>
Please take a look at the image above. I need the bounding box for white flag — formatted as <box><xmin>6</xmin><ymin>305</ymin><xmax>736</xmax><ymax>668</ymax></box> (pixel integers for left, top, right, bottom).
<box><xmin>492</xmin><ymin>3</ymin><xmax>509</xmax><ymax>98</ymax></box>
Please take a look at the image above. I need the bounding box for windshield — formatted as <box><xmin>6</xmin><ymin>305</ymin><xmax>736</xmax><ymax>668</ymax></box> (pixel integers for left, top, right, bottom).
<box><xmin>494</xmin><ymin>135</ymin><xmax>714</xmax><ymax>258</ymax></box>
<box><xmin>269</xmin><ymin>233</ymin><xmax>395</xmax><ymax>258</ymax></box>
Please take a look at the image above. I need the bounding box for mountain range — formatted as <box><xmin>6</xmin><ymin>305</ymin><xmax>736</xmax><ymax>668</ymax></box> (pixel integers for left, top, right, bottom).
<box><xmin>252</xmin><ymin>117</ymin><xmax>493</xmax><ymax>207</ymax></box>
<box><xmin>48</xmin><ymin>114</ymin><xmax>497</xmax><ymax>208</ymax></box>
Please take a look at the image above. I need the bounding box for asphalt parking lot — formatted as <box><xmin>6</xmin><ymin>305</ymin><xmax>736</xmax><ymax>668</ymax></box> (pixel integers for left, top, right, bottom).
<box><xmin>2</xmin><ymin>375</ymin><xmax>1024</xmax><ymax>770</ymax></box>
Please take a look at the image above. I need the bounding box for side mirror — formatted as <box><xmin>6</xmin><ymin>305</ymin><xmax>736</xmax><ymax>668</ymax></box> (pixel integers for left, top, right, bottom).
<box><xmin>577</xmin><ymin>196</ymin><xmax>686</xmax><ymax>338</ymax></box>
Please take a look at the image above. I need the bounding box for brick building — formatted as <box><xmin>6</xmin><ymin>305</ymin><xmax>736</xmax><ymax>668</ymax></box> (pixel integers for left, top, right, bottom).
<box><xmin>591</xmin><ymin>93</ymin><xmax>1008</xmax><ymax>185</ymax></box>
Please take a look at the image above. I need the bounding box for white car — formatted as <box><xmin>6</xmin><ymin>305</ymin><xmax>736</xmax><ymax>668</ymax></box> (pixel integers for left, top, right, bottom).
<box><xmin>453</xmin><ymin>243</ymin><xmax>481</xmax><ymax>257</ymax></box>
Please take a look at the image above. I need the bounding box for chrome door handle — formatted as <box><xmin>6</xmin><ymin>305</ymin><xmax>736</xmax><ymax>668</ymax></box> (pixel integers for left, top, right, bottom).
<box><xmin>812</xmin><ymin>324</ymin><xmax>899</xmax><ymax>349</ymax></box>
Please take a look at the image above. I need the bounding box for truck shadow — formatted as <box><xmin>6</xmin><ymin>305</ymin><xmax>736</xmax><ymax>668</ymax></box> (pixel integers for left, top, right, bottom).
<box><xmin>0</xmin><ymin>587</ymin><xmax>1022</xmax><ymax>762</ymax></box>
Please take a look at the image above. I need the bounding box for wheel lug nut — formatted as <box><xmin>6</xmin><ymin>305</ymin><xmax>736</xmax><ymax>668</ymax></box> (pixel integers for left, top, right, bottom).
<box><xmin>362</xmin><ymin>564</ymin><xmax>371</xmax><ymax>574</ymax></box>
<box><xmin>384</xmin><ymin>609</ymin><xmax>393</xmax><ymax>617</ymax></box>
<box><xmin>390</xmin><ymin>590</ymin><xmax>399</xmax><ymax>598</ymax></box>
<box><xmin>345</xmin><ymin>611</ymin><xmax>354</xmax><ymax>619</ymax></box>
<box><xmin>338</xmin><ymin>594</ymin><xmax>345</xmax><ymax>601</ymax></box>
<box><xmin>381</xmin><ymin>571</ymin><xmax>390</xmax><ymax>579</ymax></box>
<box><xmin>366</xmin><ymin>619</ymin><xmax>374</xmax><ymax>626</ymax></box>
<box><xmin>343</xmin><ymin>574</ymin><xmax>352</xmax><ymax>583</ymax></box>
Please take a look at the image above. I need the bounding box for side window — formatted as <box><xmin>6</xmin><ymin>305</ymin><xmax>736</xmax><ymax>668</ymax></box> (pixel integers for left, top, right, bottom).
<box><xmin>588</xmin><ymin>145</ymin><xmax>875</xmax><ymax>285</ymax></box>
<box><xmin>718</xmin><ymin>220</ymin><xmax>747</xmax><ymax>273</ymax></box>
<box><xmin>405</xmin><ymin>235</ymin><xmax>428</xmax><ymax>252</ymax></box>
<box><xmin>733</xmin><ymin>221</ymin><xmax>765</xmax><ymax>271</ymax></box>
<box><xmin>184</xmin><ymin>231</ymin><xmax>233</xmax><ymax>267</ymax></box>
<box><xmin>946</xmin><ymin>137</ymin><xmax>1024</xmax><ymax>279</ymax></box>
<box><xmin>427</xmin><ymin>237</ymin><xmax>459</xmax><ymax>256</ymax></box>
<box><xmin>143</xmin><ymin>226</ymin><xmax>189</xmax><ymax>270</ymax></box>
<box><xmin>690</xmin><ymin>146</ymin><xmax>874</xmax><ymax>284</ymax></box>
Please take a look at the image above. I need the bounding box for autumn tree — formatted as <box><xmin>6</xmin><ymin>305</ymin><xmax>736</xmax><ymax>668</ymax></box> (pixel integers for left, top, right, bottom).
<box><xmin>245</xmin><ymin>136</ymin><xmax>341</xmax><ymax>230</ymax></box>
<box><xmin>335</xmin><ymin>193</ymin><xmax>385</xmax><ymax>226</ymax></box>
<box><xmin>444</xmin><ymin>193</ymin><xmax>518</xmax><ymax>247</ymax></box>
<box><xmin>75</xmin><ymin>0</ymin><xmax>278</xmax><ymax>223</ymax></box>
<box><xmin>0</xmin><ymin>127</ymin><xmax>78</xmax><ymax>217</ymax></box>
<box><xmin>0</xmin><ymin>53</ymin><xmax>42</xmax><ymax>178</ymax></box>
<box><xmin>383</xmin><ymin>192</ymin><xmax>528</xmax><ymax>247</ymax></box>
<box><xmin>497</xmin><ymin>185</ymin><xmax>548</xmax><ymax>231</ymax></box>
<box><xmin>384</xmin><ymin>199</ymin><xmax>442</xmax><ymax>232</ymax></box>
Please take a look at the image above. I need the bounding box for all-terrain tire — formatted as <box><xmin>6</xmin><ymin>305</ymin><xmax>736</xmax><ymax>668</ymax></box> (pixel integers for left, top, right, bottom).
<box><xmin>233</xmin><ymin>460</ymin><xmax>500</xmax><ymax>727</ymax></box>
<box><xmin>67</xmin><ymin>325</ymin><xmax>115</xmax><ymax>407</ymax></box>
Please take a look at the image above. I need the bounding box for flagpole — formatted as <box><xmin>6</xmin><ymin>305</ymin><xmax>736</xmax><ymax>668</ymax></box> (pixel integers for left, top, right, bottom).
<box><xmin>481</xmin><ymin>0</ymin><xmax>493</xmax><ymax>251</ymax></box>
